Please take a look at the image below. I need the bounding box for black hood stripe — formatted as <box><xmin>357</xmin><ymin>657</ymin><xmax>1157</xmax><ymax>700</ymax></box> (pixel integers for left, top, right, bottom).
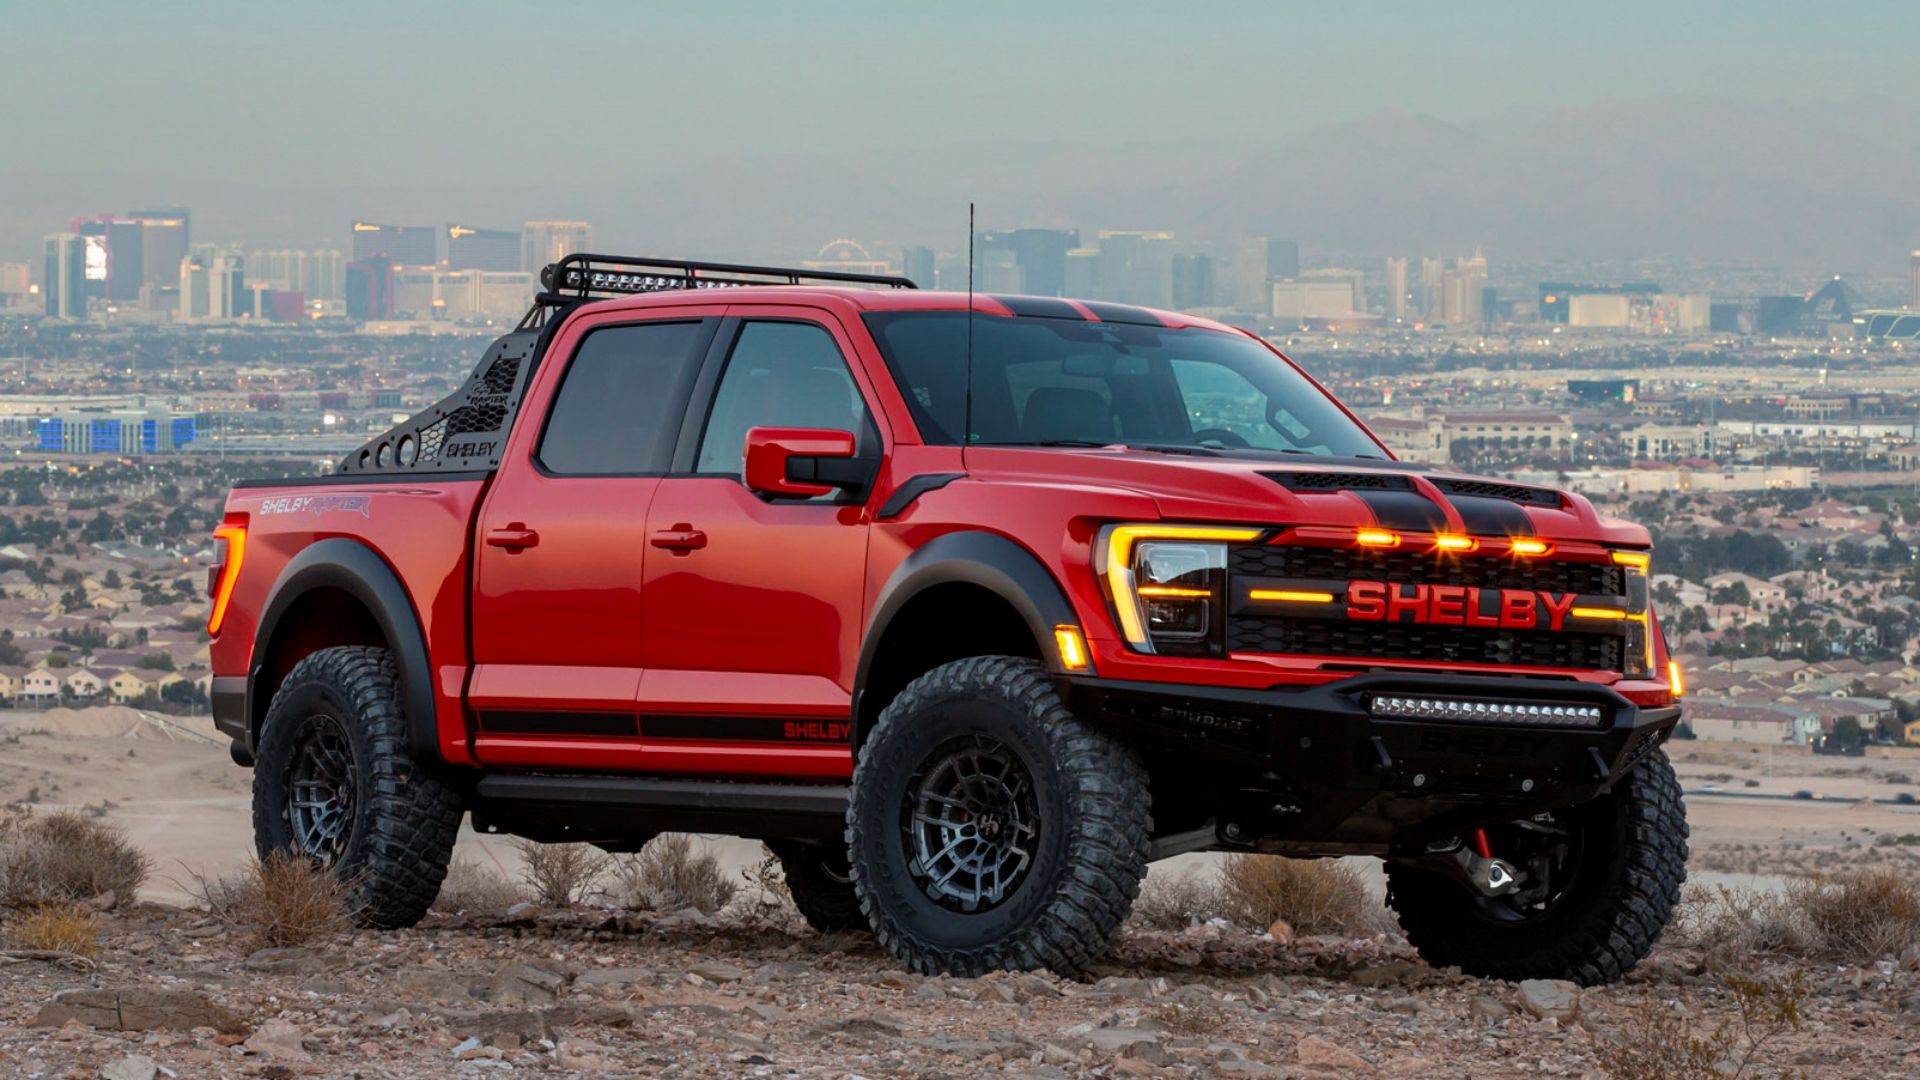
<box><xmin>1353</xmin><ymin>489</ymin><xmax>1449</xmax><ymax>532</ymax></box>
<box><xmin>1448</xmin><ymin>494</ymin><xmax>1536</xmax><ymax>537</ymax></box>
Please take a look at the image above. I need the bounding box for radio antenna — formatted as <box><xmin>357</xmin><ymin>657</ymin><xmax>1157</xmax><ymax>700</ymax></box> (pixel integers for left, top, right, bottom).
<box><xmin>963</xmin><ymin>202</ymin><xmax>975</xmax><ymax>450</ymax></box>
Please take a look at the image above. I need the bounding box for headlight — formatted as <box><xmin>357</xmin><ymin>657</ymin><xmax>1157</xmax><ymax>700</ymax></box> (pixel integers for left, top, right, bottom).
<box><xmin>1098</xmin><ymin>525</ymin><xmax>1261</xmax><ymax>656</ymax></box>
<box><xmin>1611</xmin><ymin>549</ymin><xmax>1654</xmax><ymax>678</ymax></box>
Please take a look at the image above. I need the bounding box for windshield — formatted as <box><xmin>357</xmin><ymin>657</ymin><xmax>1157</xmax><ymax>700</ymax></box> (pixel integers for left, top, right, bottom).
<box><xmin>862</xmin><ymin>311</ymin><xmax>1383</xmax><ymax>457</ymax></box>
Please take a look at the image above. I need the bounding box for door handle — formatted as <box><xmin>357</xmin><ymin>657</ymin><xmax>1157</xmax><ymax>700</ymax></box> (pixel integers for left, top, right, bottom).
<box><xmin>650</xmin><ymin>525</ymin><xmax>707</xmax><ymax>554</ymax></box>
<box><xmin>486</xmin><ymin>525</ymin><xmax>540</xmax><ymax>550</ymax></box>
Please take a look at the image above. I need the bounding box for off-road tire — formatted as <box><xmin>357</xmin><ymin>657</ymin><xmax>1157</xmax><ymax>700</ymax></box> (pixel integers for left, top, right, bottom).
<box><xmin>1384</xmin><ymin>748</ymin><xmax>1688</xmax><ymax>986</ymax></box>
<box><xmin>252</xmin><ymin>646</ymin><xmax>463</xmax><ymax>930</ymax></box>
<box><xmin>767</xmin><ymin>841</ymin><xmax>868</xmax><ymax>934</ymax></box>
<box><xmin>847</xmin><ymin>656</ymin><xmax>1151</xmax><ymax>976</ymax></box>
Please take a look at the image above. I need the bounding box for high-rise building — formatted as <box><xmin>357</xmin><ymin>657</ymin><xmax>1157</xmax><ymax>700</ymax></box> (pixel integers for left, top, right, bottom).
<box><xmin>522</xmin><ymin>220</ymin><xmax>593</xmax><ymax>274</ymax></box>
<box><xmin>975</xmin><ymin>229</ymin><xmax>1078</xmax><ymax>297</ymax></box>
<box><xmin>446</xmin><ymin>225</ymin><xmax>522</xmax><ymax>272</ymax></box>
<box><xmin>901</xmin><ymin>246</ymin><xmax>935</xmax><ymax>289</ymax></box>
<box><xmin>1064</xmin><ymin>247</ymin><xmax>1099</xmax><ymax>298</ymax></box>
<box><xmin>1233</xmin><ymin>237</ymin><xmax>1300</xmax><ymax>314</ymax></box>
<box><xmin>1441</xmin><ymin>249</ymin><xmax>1489</xmax><ymax>326</ymax></box>
<box><xmin>1171</xmin><ymin>253</ymin><xmax>1217</xmax><ymax>310</ymax></box>
<box><xmin>209</xmin><ymin>250</ymin><xmax>246</xmax><ymax>319</ymax></box>
<box><xmin>70</xmin><ymin>216</ymin><xmax>146</xmax><ymax>303</ymax></box>
<box><xmin>1094</xmin><ymin>230</ymin><xmax>1174</xmax><ymax>308</ymax></box>
<box><xmin>43</xmin><ymin>234</ymin><xmax>86</xmax><ymax>318</ymax></box>
<box><xmin>350</xmin><ymin>221</ymin><xmax>436</xmax><ymax>267</ymax></box>
<box><xmin>0</xmin><ymin>263</ymin><xmax>29</xmax><ymax>309</ymax></box>
<box><xmin>1911</xmin><ymin>249</ymin><xmax>1920</xmax><ymax>310</ymax></box>
<box><xmin>178</xmin><ymin>253</ymin><xmax>209</xmax><ymax>322</ymax></box>
<box><xmin>345</xmin><ymin>258</ymin><xmax>395</xmax><ymax>320</ymax></box>
<box><xmin>126</xmin><ymin>208</ymin><xmax>189</xmax><ymax>300</ymax></box>
<box><xmin>1420</xmin><ymin>257</ymin><xmax>1445</xmax><ymax>322</ymax></box>
<box><xmin>1385</xmin><ymin>257</ymin><xmax>1408</xmax><ymax>320</ymax></box>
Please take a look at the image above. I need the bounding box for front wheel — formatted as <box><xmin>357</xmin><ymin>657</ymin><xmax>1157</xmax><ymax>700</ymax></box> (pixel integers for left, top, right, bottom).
<box><xmin>846</xmin><ymin>656</ymin><xmax>1151</xmax><ymax>977</ymax></box>
<box><xmin>1385</xmin><ymin>748</ymin><xmax>1688</xmax><ymax>986</ymax></box>
<box><xmin>252</xmin><ymin>646</ymin><xmax>463</xmax><ymax>930</ymax></box>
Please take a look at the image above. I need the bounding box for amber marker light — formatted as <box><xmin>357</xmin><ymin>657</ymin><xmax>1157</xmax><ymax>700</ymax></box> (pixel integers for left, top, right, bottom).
<box><xmin>1433</xmin><ymin>534</ymin><xmax>1477</xmax><ymax>553</ymax></box>
<box><xmin>1510</xmin><ymin>538</ymin><xmax>1551</xmax><ymax>556</ymax></box>
<box><xmin>1249</xmin><ymin>589</ymin><xmax>1336</xmax><ymax>604</ymax></box>
<box><xmin>207</xmin><ymin>523</ymin><xmax>247</xmax><ymax>636</ymax></box>
<box><xmin>1355</xmin><ymin>529</ymin><xmax>1400</xmax><ymax>548</ymax></box>
<box><xmin>1053</xmin><ymin>625</ymin><xmax>1091</xmax><ymax>672</ymax></box>
<box><xmin>1668</xmin><ymin>660</ymin><xmax>1685</xmax><ymax>697</ymax></box>
<box><xmin>1136</xmin><ymin>585</ymin><xmax>1213</xmax><ymax>599</ymax></box>
<box><xmin>1569</xmin><ymin>606</ymin><xmax>1628</xmax><ymax>621</ymax></box>
<box><xmin>1611</xmin><ymin>551</ymin><xmax>1651</xmax><ymax>570</ymax></box>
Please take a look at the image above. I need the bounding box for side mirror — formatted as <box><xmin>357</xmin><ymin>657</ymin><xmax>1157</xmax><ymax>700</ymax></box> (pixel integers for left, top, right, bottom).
<box><xmin>743</xmin><ymin>426</ymin><xmax>868</xmax><ymax>499</ymax></box>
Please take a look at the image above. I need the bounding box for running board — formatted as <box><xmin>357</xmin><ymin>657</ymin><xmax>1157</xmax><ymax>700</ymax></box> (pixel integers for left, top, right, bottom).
<box><xmin>474</xmin><ymin>774</ymin><xmax>849</xmax><ymax>842</ymax></box>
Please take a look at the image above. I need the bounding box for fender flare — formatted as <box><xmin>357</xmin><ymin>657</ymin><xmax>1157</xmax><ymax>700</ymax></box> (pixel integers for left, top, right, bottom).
<box><xmin>852</xmin><ymin>530</ymin><xmax>1082</xmax><ymax>743</ymax></box>
<box><xmin>248</xmin><ymin>537</ymin><xmax>438</xmax><ymax>762</ymax></box>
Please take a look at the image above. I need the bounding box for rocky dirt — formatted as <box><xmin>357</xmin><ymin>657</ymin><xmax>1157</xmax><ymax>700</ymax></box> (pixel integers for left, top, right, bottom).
<box><xmin>1</xmin><ymin>902</ymin><xmax>1916</xmax><ymax>1079</ymax></box>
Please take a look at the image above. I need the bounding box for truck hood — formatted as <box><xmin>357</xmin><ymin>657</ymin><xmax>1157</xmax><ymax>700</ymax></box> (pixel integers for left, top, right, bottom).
<box><xmin>961</xmin><ymin>446</ymin><xmax>1648</xmax><ymax>547</ymax></box>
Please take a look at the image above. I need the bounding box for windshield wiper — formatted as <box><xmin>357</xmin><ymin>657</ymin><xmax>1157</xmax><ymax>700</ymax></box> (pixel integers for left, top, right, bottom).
<box><xmin>976</xmin><ymin>439</ymin><xmax>1119</xmax><ymax>448</ymax></box>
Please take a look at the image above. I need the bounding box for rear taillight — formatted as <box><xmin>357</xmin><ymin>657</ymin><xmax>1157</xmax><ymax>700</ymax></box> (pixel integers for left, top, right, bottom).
<box><xmin>207</xmin><ymin>523</ymin><xmax>247</xmax><ymax>636</ymax></box>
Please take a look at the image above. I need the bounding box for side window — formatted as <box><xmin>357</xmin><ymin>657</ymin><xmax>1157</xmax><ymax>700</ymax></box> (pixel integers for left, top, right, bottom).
<box><xmin>539</xmin><ymin>321</ymin><xmax>708</xmax><ymax>474</ymax></box>
<box><xmin>695</xmin><ymin>321</ymin><xmax>870</xmax><ymax>476</ymax></box>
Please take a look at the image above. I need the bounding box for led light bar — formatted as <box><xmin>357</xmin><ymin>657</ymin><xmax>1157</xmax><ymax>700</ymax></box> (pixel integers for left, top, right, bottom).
<box><xmin>1368</xmin><ymin>695</ymin><xmax>1607</xmax><ymax>728</ymax></box>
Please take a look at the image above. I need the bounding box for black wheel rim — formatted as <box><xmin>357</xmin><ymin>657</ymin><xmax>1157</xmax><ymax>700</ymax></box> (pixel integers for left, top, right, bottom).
<box><xmin>1470</xmin><ymin>811</ymin><xmax>1588</xmax><ymax>924</ymax></box>
<box><xmin>903</xmin><ymin>734</ymin><xmax>1039</xmax><ymax>913</ymax></box>
<box><xmin>285</xmin><ymin>712</ymin><xmax>356</xmax><ymax>863</ymax></box>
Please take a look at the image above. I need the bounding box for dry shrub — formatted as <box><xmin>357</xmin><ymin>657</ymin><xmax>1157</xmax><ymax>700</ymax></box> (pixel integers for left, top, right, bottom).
<box><xmin>6</xmin><ymin>902</ymin><xmax>100</xmax><ymax>958</ymax></box>
<box><xmin>1592</xmin><ymin>971</ymin><xmax>1805</xmax><ymax>1080</ymax></box>
<box><xmin>609</xmin><ymin>834</ymin><xmax>736</xmax><ymax>914</ymax></box>
<box><xmin>512</xmin><ymin>839</ymin><xmax>611</xmax><ymax>908</ymax></box>
<box><xmin>1131</xmin><ymin>871</ymin><xmax>1226</xmax><ymax>929</ymax></box>
<box><xmin>1218</xmin><ymin>854</ymin><xmax>1375</xmax><ymax>935</ymax></box>
<box><xmin>0</xmin><ymin>809</ymin><xmax>148</xmax><ymax>908</ymax></box>
<box><xmin>1673</xmin><ymin>884</ymin><xmax>1812</xmax><ymax>957</ymax></box>
<box><xmin>199</xmin><ymin>852</ymin><xmax>351</xmax><ymax>948</ymax></box>
<box><xmin>433</xmin><ymin>857</ymin><xmax>527</xmax><ymax>915</ymax></box>
<box><xmin>1791</xmin><ymin>868</ymin><xmax>1920</xmax><ymax>960</ymax></box>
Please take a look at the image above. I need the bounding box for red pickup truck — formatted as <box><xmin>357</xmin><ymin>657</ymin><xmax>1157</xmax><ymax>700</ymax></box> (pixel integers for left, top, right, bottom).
<box><xmin>210</xmin><ymin>255</ymin><xmax>1685</xmax><ymax>984</ymax></box>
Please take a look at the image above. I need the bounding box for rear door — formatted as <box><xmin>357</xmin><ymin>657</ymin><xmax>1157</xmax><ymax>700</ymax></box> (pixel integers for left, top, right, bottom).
<box><xmin>468</xmin><ymin>306</ymin><xmax>720</xmax><ymax>769</ymax></box>
<box><xmin>636</xmin><ymin>308</ymin><xmax>885</xmax><ymax>778</ymax></box>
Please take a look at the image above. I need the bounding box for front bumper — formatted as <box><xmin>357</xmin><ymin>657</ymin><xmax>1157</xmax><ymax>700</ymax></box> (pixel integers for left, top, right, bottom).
<box><xmin>1062</xmin><ymin>671</ymin><xmax>1679</xmax><ymax>850</ymax></box>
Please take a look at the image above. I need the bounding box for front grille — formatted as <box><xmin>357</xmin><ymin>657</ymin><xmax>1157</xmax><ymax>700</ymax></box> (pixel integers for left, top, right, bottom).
<box><xmin>1227</xmin><ymin>617</ymin><xmax>1624</xmax><ymax>671</ymax></box>
<box><xmin>1232</xmin><ymin>545</ymin><xmax>1625</xmax><ymax>597</ymax></box>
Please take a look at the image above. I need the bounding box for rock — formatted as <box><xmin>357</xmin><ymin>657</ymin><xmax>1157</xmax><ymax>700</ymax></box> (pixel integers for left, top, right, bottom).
<box><xmin>1009</xmin><ymin>973</ymin><xmax>1066</xmax><ymax>1002</ymax></box>
<box><xmin>555</xmin><ymin>1038</ymin><xmax>615</xmax><ymax>1070</ymax></box>
<box><xmin>1124</xmin><ymin>1041</ymin><xmax>1175</xmax><ymax>1066</ymax></box>
<box><xmin>911</xmin><ymin>983</ymin><xmax>947</xmax><ymax>1000</ymax></box>
<box><xmin>434</xmin><ymin>1008</ymin><xmax>549</xmax><ymax>1045</ymax></box>
<box><xmin>876</xmin><ymin>971</ymin><xmax>921</xmax><ymax>990</ymax></box>
<box><xmin>574</xmin><ymin>967</ymin><xmax>649</xmax><ymax>993</ymax></box>
<box><xmin>503</xmin><ymin>902</ymin><xmax>539</xmax><ymax>919</ymax></box>
<box><xmin>1267</xmin><ymin>918</ymin><xmax>1294</xmax><ymax>945</ymax></box>
<box><xmin>1041</xmin><ymin>1043</ymin><xmax>1080</xmax><ymax>1065</ymax></box>
<box><xmin>1902</xmin><ymin>943</ymin><xmax>1920</xmax><ymax>971</ymax></box>
<box><xmin>1212</xmin><ymin>1063</ymin><xmax>1284</xmax><ymax>1077</ymax></box>
<box><xmin>1469</xmin><ymin>995</ymin><xmax>1512</xmax><ymax>1023</ymax></box>
<box><xmin>972</xmin><ymin>982</ymin><xmax>1017</xmax><ymax>1004</ymax></box>
<box><xmin>391</xmin><ymin>965</ymin><xmax>482</xmax><ymax>1003</ymax></box>
<box><xmin>81</xmin><ymin>890</ymin><xmax>118</xmax><ymax>913</ymax></box>
<box><xmin>1083</xmin><ymin>1027</ymin><xmax>1163</xmax><ymax>1055</ymax></box>
<box><xmin>742</xmin><ymin>1003</ymin><xmax>789</xmax><ymax>1023</ymax></box>
<box><xmin>489</xmin><ymin>961</ymin><xmax>570</xmax><ymax>1004</ymax></box>
<box><xmin>1087</xmin><ymin>976</ymin><xmax>1153</xmax><ymax>999</ymax></box>
<box><xmin>242</xmin><ymin>947</ymin><xmax>320</xmax><ymax>975</ymax></box>
<box><xmin>1384</xmin><ymin>995</ymin><xmax>1422</xmax><ymax>1015</ymax></box>
<box><xmin>1348</xmin><ymin>962</ymin><xmax>1422</xmax><ymax>987</ymax></box>
<box><xmin>31</xmin><ymin>989</ymin><xmax>242</xmax><ymax>1033</ymax></box>
<box><xmin>1383</xmin><ymin>1057</ymin><xmax>1438</xmax><ymax>1076</ymax></box>
<box><xmin>688</xmin><ymin>960</ymin><xmax>746</xmax><ymax>983</ymax></box>
<box><xmin>244</xmin><ymin>1018</ymin><xmax>310</xmax><ymax>1061</ymax></box>
<box><xmin>1296</xmin><ymin>1034</ymin><xmax>1374</xmax><ymax>1074</ymax></box>
<box><xmin>1517</xmin><ymin>978</ymin><xmax>1582</xmax><ymax>1023</ymax></box>
<box><xmin>97</xmin><ymin>1055</ymin><xmax>158</xmax><ymax>1080</ymax></box>
<box><xmin>654</xmin><ymin>906</ymin><xmax>719</xmax><ymax>931</ymax></box>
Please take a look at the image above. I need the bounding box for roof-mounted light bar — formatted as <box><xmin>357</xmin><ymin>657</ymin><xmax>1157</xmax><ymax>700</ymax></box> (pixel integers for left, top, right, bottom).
<box><xmin>540</xmin><ymin>253</ymin><xmax>917</xmax><ymax>300</ymax></box>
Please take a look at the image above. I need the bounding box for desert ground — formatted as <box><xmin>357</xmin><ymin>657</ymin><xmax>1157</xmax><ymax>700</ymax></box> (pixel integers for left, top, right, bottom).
<box><xmin>2</xmin><ymin>706</ymin><xmax>1917</xmax><ymax>1078</ymax></box>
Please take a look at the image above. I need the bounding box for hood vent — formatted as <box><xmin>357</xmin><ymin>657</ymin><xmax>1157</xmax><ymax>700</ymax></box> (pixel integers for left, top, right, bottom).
<box><xmin>1265</xmin><ymin>471</ymin><xmax>1414</xmax><ymax>493</ymax></box>
<box><xmin>1433</xmin><ymin>478</ymin><xmax>1562</xmax><ymax>507</ymax></box>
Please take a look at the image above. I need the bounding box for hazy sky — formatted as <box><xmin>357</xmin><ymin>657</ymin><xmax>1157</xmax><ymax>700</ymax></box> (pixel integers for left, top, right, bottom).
<box><xmin>4</xmin><ymin>1</ymin><xmax>1917</xmax><ymax>268</ymax></box>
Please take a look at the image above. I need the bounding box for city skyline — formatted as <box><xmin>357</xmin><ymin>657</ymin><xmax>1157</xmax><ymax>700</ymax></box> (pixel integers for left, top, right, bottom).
<box><xmin>2</xmin><ymin>3</ymin><xmax>1918</xmax><ymax>272</ymax></box>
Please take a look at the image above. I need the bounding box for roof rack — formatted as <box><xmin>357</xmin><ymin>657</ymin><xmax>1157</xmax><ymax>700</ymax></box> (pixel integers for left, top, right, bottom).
<box><xmin>537</xmin><ymin>253</ymin><xmax>916</xmax><ymax>303</ymax></box>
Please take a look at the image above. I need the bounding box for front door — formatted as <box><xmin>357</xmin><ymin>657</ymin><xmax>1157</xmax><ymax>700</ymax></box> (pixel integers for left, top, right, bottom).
<box><xmin>468</xmin><ymin>312</ymin><xmax>718</xmax><ymax>768</ymax></box>
<box><xmin>638</xmin><ymin>311</ymin><xmax>882</xmax><ymax>778</ymax></box>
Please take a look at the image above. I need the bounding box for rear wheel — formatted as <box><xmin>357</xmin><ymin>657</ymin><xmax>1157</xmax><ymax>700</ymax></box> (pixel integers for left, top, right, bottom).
<box><xmin>1384</xmin><ymin>749</ymin><xmax>1688</xmax><ymax>986</ymax></box>
<box><xmin>767</xmin><ymin>841</ymin><xmax>867</xmax><ymax>934</ymax></box>
<box><xmin>252</xmin><ymin>646</ymin><xmax>463</xmax><ymax>930</ymax></box>
<box><xmin>847</xmin><ymin>656</ymin><xmax>1150</xmax><ymax>976</ymax></box>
